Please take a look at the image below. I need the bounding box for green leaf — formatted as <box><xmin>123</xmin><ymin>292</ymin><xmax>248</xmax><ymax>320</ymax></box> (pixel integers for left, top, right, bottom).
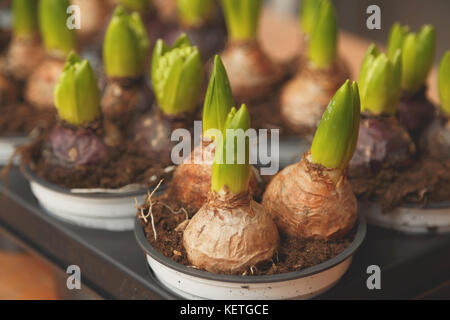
<box><xmin>358</xmin><ymin>44</ymin><xmax>380</xmax><ymax>95</ymax></box>
<box><xmin>12</xmin><ymin>0</ymin><xmax>38</xmax><ymax>39</ymax></box>
<box><xmin>438</xmin><ymin>51</ymin><xmax>450</xmax><ymax>116</ymax></box>
<box><xmin>103</xmin><ymin>6</ymin><xmax>150</xmax><ymax>78</ymax></box>
<box><xmin>39</xmin><ymin>0</ymin><xmax>76</xmax><ymax>57</ymax></box>
<box><xmin>401</xmin><ymin>25</ymin><xmax>435</xmax><ymax>95</ymax></box>
<box><xmin>221</xmin><ymin>0</ymin><xmax>263</xmax><ymax>41</ymax></box>
<box><xmin>212</xmin><ymin>105</ymin><xmax>251</xmax><ymax>194</ymax></box>
<box><xmin>358</xmin><ymin>44</ymin><xmax>402</xmax><ymax>116</ymax></box>
<box><xmin>54</xmin><ymin>52</ymin><xmax>101</xmax><ymax>126</ymax></box>
<box><xmin>203</xmin><ymin>55</ymin><xmax>234</xmax><ymax>138</ymax></box>
<box><xmin>310</xmin><ymin>80</ymin><xmax>360</xmax><ymax>170</ymax></box>
<box><xmin>152</xmin><ymin>34</ymin><xmax>203</xmax><ymax>115</ymax></box>
<box><xmin>172</xmin><ymin>33</ymin><xmax>193</xmax><ymax>48</ymax></box>
<box><xmin>307</xmin><ymin>0</ymin><xmax>337</xmax><ymax>69</ymax></box>
<box><xmin>300</xmin><ymin>0</ymin><xmax>324</xmax><ymax>37</ymax></box>
<box><xmin>387</xmin><ymin>23</ymin><xmax>409</xmax><ymax>60</ymax></box>
<box><xmin>176</xmin><ymin>0</ymin><xmax>216</xmax><ymax>27</ymax></box>
<box><xmin>151</xmin><ymin>39</ymin><xmax>169</xmax><ymax>87</ymax></box>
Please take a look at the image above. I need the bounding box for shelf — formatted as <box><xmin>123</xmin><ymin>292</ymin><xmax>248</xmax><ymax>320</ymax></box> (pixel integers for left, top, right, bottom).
<box><xmin>1</xmin><ymin>167</ymin><xmax>450</xmax><ymax>299</ymax></box>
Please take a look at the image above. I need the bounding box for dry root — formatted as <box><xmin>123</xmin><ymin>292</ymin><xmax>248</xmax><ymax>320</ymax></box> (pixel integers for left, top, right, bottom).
<box><xmin>138</xmin><ymin>179</ymin><xmax>189</xmax><ymax>241</ymax></box>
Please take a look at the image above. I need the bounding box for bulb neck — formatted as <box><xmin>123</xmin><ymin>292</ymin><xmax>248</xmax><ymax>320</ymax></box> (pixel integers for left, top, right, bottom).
<box><xmin>304</xmin><ymin>152</ymin><xmax>344</xmax><ymax>185</ymax></box>
<box><xmin>208</xmin><ymin>188</ymin><xmax>251</xmax><ymax>211</ymax></box>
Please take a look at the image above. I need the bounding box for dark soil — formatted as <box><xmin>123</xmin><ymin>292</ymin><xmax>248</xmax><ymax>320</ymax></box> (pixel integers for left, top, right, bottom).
<box><xmin>19</xmin><ymin>125</ymin><xmax>174</xmax><ymax>190</ymax></box>
<box><xmin>350</xmin><ymin>156</ymin><xmax>450</xmax><ymax>211</ymax></box>
<box><xmin>139</xmin><ymin>190</ymin><xmax>353</xmax><ymax>276</ymax></box>
<box><xmin>0</xmin><ymin>102</ymin><xmax>55</xmax><ymax>136</ymax></box>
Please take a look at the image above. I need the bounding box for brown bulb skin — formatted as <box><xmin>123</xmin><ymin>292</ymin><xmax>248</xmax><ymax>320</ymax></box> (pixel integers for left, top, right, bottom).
<box><xmin>348</xmin><ymin>115</ymin><xmax>415</xmax><ymax>178</ymax></box>
<box><xmin>263</xmin><ymin>153</ymin><xmax>357</xmax><ymax>240</ymax></box>
<box><xmin>221</xmin><ymin>41</ymin><xmax>285</xmax><ymax>102</ymax></box>
<box><xmin>170</xmin><ymin>137</ymin><xmax>262</xmax><ymax>211</ymax></box>
<box><xmin>183</xmin><ymin>189</ymin><xmax>279</xmax><ymax>274</ymax></box>
<box><xmin>101</xmin><ymin>77</ymin><xmax>153</xmax><ymax>133</ymax></box>
<box><xmin>72</xmin><ymin>0</ymin><xmax>111</xmax><ymax>46</ymax></box>
<box><xmin>25</xmin><ymin>58</ymin><xmax>65</xmax><ymax>110</ymax></box>
<box><xmin>46</xmin><ymin>122</ymin><xmax>109</xmax><ymax>168</ymax></box>
<box><xmin>5</xmin><ymin>36</ymin><xmax>45</xmax><ymax>82</ymax></box>
<box><xmin>279</xmin><ymin>59</ymin><xmax>350</xmax><ymax>139</ymax></box>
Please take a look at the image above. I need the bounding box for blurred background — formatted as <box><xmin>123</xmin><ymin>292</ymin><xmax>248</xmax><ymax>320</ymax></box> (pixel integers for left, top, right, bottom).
<box><xmin>268</xmin><ymin>0</ymin><xmax>450</xmax><ymax>63</ymax></box>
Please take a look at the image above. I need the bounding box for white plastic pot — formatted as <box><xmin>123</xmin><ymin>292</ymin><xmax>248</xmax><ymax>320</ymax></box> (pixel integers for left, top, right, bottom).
<box><xmin>0</xmin><ymin>136</ymin><xmax>29</xmax><ymax>165</ymax></box>
<box><xmin>23</xmin><ymin>166</ymin><xmax>147</xmax><ymax>231</ymax></box>
<box><xmin>360</xmin><ymin>200</ymin><xmax>450</xmax><ymax>235</ymax></box>
<box><xmin>135</xmin><ymin>216</ymin><xmax>366</xmax><ymax>300</ymax></box>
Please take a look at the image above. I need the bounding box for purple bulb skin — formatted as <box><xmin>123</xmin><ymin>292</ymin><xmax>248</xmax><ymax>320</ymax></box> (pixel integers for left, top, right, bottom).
<box><xmin>348</xmin><ymin>115</ymin><xmax>415</xmax><ymax>178</ymax></box>
<box><xmin>47</xmin><ymin>123</ymin><xmax>109</xmax><ymax>167</ymax></box>
<box><xmin>397</xmin><ymin>88</ymin><xmax>435</xmax><ymax>141</ymax></box>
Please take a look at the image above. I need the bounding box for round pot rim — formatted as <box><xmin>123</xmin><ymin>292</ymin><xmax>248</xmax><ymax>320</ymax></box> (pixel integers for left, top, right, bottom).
<box><xmin>361</xmin><ymin>199</ymin><xmax>450</xmax><ymax>210</ymax></box>
<box><xmin>135</xmin><ymin>215</ymin><xmax>366</xmax><ymax>284</ymax></box>
<box><xmin>22</xmin><ymin>165</ymin><xmax>149</xmax><ymax>199</ymax></box>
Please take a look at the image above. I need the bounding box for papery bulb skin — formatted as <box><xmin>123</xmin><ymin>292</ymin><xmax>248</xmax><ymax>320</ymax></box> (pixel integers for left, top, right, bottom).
<box><xmin>183</xmin><ymin>189</ymin><xmax>279</xmax><ymax>274</ymax></box>
<box><xmin>348</xmin><ymin>115</ymin><xmax>415</xmax><ymax>178</ymax></box>
<box><xmin>171</xmin><ymin>137</ymin><xmax>216</xmax><ymax>210</ymax></box>
<box><xmin>25</xmin><ymin>58</ymin><xmax>65</xmax><ymax>110</ymax></box>
<box><xmin>262</xmin><ymin>153</ymin><xmax>357</xmax><ymax>239</ymax></box>
<box><xmin>279</xmin><ymin>59</ymin><xmax>350</xmax><ymax>138</ymax></box>
<box><xmin>170</xmin><ymin>137</ymin><xmax>262</xmax><ymax>211</ymax></box>
<box><xmin>153</xmin><ymin>0</ymin><xmax>177</xmax><ymax>22</ymax></box>
<box><xmin>46</xmin><ymin>122</ymin><xmax>109</xmax><ymax>167</ymax></box>
<box><xmin>72</xmin><ymin>0</ymin><xmax>111</xmax><ymax>45</ymax></box>
<box><xmin>101</xmin><ymin>78</ymin><xmax>153</xmax><ymax>131</ymax></box>
<box><xmin>5</xmin><ymin>37</ymin><xmax>45</xmax><ymax>81</ymax></box>
<box><xmin>221</xmin><ymin>41</ymin><xmax>284</xmax><ymax>102</ymax></box>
